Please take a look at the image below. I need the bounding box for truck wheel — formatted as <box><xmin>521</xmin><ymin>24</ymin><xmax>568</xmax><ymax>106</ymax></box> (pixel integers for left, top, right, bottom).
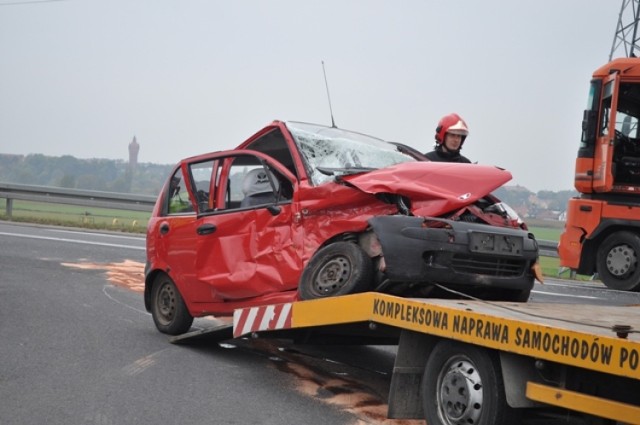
<box><xmin>151</xmin><ymin>273</ymin><xmax>194</xmax><ymax>335</ymax></box>
<box><xmin>422</xmin><ymin>340</ymin><xmax>518</xmax><ymax>425</ymax></box>
<box><xmin>596</xmin><ymin>231</ymin><xmax>640</xmax><ymax>291</ymax></box>
<box><xmin>298</xmin><ymin>242</ymin><xmax>372</xmax><ymax>300</ymax></box>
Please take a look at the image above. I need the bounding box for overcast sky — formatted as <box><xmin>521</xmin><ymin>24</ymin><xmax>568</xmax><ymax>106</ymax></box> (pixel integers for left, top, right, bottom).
<box><xmin>0</xmin><ymin>0</ymin><xmax>624</xmax><ymax>192</ymax></box>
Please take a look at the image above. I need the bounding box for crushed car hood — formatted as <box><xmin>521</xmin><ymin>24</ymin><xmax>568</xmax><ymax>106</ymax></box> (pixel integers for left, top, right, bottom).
<box><xmin>340</xmin><ymin>161</ymin><xmax>512</xmax><ymax>216</ymax></box>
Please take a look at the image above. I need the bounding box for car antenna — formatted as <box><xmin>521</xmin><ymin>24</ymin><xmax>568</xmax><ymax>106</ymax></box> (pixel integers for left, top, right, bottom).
<box><xmin>321</xmin><ymin>60</ymin><xmax>337</xmax><ymax>128</ymax></box>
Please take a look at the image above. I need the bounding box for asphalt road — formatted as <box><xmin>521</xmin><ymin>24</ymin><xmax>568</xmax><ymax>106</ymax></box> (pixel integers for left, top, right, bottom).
<box><xmin>1</xmin><ymin>221</ymin><xmax>638</xmax><ymax>425</ymax></box>
<box><xmin>0</xmin><ymin>222</ymin><xmax>353</xmax><ymax>425</ymax></box>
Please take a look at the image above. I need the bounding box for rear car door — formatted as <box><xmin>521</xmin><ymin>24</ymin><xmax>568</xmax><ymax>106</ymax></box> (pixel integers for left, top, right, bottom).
<box><xmin>151</xmin><ymin>163</ymin><xmax>212</xmax><ymax>302</ymax></box>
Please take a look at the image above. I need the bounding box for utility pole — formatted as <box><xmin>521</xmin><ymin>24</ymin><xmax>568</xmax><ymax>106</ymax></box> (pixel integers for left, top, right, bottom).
<box><xmin>610</xmin><ymin>0</ymin><xmax>640</xmax><ymax>60</ymax></box>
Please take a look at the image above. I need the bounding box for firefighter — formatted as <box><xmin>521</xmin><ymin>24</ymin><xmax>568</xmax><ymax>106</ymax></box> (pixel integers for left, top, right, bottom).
<box><xmin>425</xmin><ymin>113</ymin><xmax>471</xmax><ymax>163</ymax></box>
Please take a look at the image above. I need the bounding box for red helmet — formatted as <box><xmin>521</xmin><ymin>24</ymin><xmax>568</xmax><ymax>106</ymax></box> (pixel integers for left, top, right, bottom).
<box><xmin>435</xmin><ymin>113</ymin><xmax>469</xmax><ymax>145</ymax></box>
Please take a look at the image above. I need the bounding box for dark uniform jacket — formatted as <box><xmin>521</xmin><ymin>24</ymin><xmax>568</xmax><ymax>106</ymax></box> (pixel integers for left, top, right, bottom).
<box><xmin>424</xmin><ymin>149</ymin><xmax>471</xmax><ymax>163</ymax></box>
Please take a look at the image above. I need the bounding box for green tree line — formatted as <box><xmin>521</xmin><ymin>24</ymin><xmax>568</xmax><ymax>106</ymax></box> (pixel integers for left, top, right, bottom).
<box><xmin>0</xmin><ymin>153</ymin><xmax>172</xmax><ymax>196</ymax></box>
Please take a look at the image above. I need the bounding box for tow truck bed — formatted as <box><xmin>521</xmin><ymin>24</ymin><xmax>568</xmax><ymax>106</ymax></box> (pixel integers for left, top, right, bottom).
<box><xmin>174</xmin><ymin>293</ymin><xmax>640</xmax><ymax>424</ymax></box>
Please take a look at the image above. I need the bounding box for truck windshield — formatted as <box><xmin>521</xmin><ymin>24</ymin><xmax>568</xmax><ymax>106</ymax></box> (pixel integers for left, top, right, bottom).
<box><xmin>615</xmin><ymin>83</ymin><xmax>640</xmax><ymax>137</ymax></box>
<box><xmin>286</xmin><ymin>121</ymin><xmax>416</xmax><ymax>185</ymax></box>
<box><xmin>608</xmin><ymin>82</ymin><xmax>640</xmax><ymax>185</ymax></box>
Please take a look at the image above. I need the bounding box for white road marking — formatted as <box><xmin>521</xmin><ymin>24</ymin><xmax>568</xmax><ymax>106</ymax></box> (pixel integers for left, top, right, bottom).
<box><xmin>0</xmin><ymin>231</ymin><xmax>144</xmax><ymax>250</ymax></box>
<box><xmin>532</xmin><ymin>290</ymin><xmax>600</xmax><ymax>300</ymax></box>
<box><xmin>46</xmin><ymin>228</ymin><xmax>145</xmax><ymax>241</ymax></box>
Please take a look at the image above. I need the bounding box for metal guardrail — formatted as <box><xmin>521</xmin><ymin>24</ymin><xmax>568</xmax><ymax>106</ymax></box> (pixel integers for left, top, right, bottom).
<box><xmin>0</xmin><ymin>182</ymin><xmax>157</xmax><ymax>217</ymax></box>
<box><xmin>537</xmin><ymin>239</ymin><xmax>558</xmax><ymax>258</ymax></box>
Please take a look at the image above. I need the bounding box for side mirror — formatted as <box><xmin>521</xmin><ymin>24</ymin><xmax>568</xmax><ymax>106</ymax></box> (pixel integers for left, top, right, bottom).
<box><xmin>267</xmin><ymin>205</ymin><xmax>281</xmax><ymax>216</ymax></box>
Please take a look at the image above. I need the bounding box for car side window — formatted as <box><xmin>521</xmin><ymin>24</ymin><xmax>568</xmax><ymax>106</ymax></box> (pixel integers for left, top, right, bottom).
<box><xmin>188</xmin><ymin>160</ymin><xmax>214</xmax><ymax>213</ymax></box>
<box><xmin>214</xmin><ymin>155</ymin><xmax>292</xmax><ymax>212</ymax></box>
<box><xmin>166</xmin><ymin>168</ymin><xmax>194</xmax><ymax>215</ymax></box>
<box><xmin>212</xmin><ymin>158</ymin><xmax>246</xmax><ymax>210</ymax></box>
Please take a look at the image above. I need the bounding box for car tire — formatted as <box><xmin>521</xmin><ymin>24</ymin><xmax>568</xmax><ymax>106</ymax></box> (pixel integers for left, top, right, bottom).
<box><xmin>596</xmin><ymin>231</ymin><xmax>640</xmax><ymax>291</ymax></box>
<box><xmin>151</xmin><ymin>273</ymin><xmax>194</xmax><ymax>335</ymax></box>
<box><xmin>421</xmin><ymin>340</ymin><xmax>519</xmax><ymax>425</ymax></box>
<box><xmin>298</xmin><ymin>242</ymin><xmax>372</xmax><ymax>300</ymax></box>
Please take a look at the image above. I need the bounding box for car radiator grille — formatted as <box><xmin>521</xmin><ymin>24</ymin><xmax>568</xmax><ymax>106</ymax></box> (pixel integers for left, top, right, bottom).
<box><xmin>451</xmin><ymin>254</ymin><xmax>525</xmax><ymax>277</ymax></box>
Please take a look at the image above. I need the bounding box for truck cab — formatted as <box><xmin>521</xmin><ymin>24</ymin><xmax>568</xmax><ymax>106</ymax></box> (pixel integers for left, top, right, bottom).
<box><xmin>575</xmin><ymin>58</ymin><xmax>640</xmax><ymax>193</ymax></box>
<box><xmin>560</xmin><ymin>58</ymin><xmax>640</xmax><ymax>290</ymax></box>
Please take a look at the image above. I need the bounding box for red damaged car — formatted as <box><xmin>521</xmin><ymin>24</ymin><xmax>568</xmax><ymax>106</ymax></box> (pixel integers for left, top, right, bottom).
<box><xmin>145</xmin><ymin>121</ymin><xmax>539</xmax><ymax>335</ymax></box>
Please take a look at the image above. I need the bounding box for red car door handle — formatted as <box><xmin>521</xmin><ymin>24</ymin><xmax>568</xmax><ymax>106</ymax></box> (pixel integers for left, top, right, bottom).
<box><xmin>197</xmin><ymin>223</ymin><xmax>217</xmax><ymax>235</ymax></box>
<box><xmin>159</xmin><ymin>223</ymin><xmax>170</xmax><ymax>234</ymax></box>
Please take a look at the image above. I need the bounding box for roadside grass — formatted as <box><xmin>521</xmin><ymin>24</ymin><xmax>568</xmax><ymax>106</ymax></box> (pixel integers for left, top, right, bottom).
<box><xmin>539</xmin><ymin>255</ymin><xmax>560</xmax><ymax>276</ymax></box>
<box><xmin>528</xmin><ymin>226</ymin><xmax>562</xmax><ymax>242</ymax></box>
<box><xmin>538</xmin><ymin>255</ymin><xmax>594</xmax><ymax>282</ymax></box>
<box><xmin>0</xmin><ymin>198</ymin><xmax>149</xmax><ymax>234</ymax></box>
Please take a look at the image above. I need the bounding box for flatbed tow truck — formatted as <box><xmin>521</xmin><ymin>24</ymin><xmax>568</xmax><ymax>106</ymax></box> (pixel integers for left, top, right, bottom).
<box><xmin>168</xmin><ymin>292</ymin><xmax>640</xmax><ymax>425</ymax></box>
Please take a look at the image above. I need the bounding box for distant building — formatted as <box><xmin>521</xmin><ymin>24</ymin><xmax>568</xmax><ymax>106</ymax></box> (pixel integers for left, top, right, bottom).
<box><xmin>128</xmin><ymin>136</ymin><xmax>140</xmax><ymax>170</ymax></box>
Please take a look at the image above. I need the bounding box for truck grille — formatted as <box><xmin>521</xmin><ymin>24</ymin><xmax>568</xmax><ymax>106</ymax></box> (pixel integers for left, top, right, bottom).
<box><xmin>451</xmin><ymin>254</ymin><xmax>525</xmax><ymax>277</ymax></box>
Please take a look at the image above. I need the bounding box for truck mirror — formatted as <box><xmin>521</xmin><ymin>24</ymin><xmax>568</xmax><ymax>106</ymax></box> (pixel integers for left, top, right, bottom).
<box><xmin>581</xmin><ymin>109</ymin><xmax>598</xmax><ymax>147</ymax></box>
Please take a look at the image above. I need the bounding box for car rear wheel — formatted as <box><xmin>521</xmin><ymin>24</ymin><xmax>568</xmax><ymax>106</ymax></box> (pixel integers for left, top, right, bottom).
<box><xmin>298</xmin><ymin>242</ymin><xmax>372</xmax><ymax>300</ymax></box>
<box><xmin>151</xmin><ymin>273</ymin><xmax>194</xmax><ymax>335</ymax></box>
<box><xmin>596</xmin><ymin>231</ymin><xmax>640</xmax><ymax>291</ymax></box>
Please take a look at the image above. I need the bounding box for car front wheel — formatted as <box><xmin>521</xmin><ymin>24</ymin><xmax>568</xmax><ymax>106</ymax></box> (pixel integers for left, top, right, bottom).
<box><xmin>298</xmin><ymin>242</ymin><xmax>372</xmax><ymax>300</ymax></box>
<box><xmin>150</xmin><ymin>273</ymin><xmax>194</xmax><ymax>335</ymax></box>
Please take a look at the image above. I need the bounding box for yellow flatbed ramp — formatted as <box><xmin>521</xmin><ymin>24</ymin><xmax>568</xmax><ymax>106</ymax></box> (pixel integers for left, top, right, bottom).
<box><xmin>230</xmin><ymin>292</ymin><xmax>640</xmax><ymax>423</ymax></box>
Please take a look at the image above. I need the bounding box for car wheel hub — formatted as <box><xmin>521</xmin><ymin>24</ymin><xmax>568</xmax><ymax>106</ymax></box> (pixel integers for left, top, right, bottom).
<box><xmin>437</xmin><ymin>358</ymin><xmax>483</xmax><ymax>425</ymax></box>
<box><xmin>315</xmin><ymin>256</ymin><xmax>351</xmax><ymax>294</ymax></box>
<box><xmin>157</xmin><ymin>283</ymin><xmax>176</xmax><ymax>324</ymax></box>
<box><xmin>606</xmin><ymin>244</ymin><xmax>637</xmax><ymax>277</ymax></box>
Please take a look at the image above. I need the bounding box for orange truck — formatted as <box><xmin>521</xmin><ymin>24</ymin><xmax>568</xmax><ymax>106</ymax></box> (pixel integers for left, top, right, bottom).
<box><xmin>560</xmin><ymin>57</ymin><xmax>640</xmax><ymax>291</ymax></box>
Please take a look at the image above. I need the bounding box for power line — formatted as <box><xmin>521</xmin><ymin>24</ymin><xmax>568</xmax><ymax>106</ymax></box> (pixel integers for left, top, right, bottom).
<box><xmin>0</xmin><ymin>0</ymin><xmax>71</xmax><ymax>6</ymax></box>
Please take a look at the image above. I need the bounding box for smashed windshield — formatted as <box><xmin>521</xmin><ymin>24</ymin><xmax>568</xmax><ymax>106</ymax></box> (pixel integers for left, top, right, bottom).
<box><xmin>286</xmin><ymin>121</ymin><xmax>416</xmax><ymax>185</ymax></box>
